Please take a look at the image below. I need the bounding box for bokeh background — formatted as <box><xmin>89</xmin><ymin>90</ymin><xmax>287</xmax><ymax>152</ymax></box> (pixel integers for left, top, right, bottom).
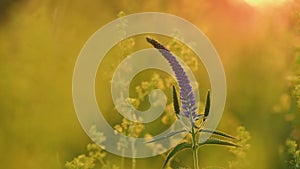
<box><xmin>0</xmin><ymin>0</ymin><xmax>300</xmax><ymax>169</ymax></box>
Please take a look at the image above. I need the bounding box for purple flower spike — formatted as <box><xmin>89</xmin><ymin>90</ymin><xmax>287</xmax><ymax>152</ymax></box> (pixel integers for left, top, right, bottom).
<box><xmin>146</xmin><ymin>37</ymin><xmax>198</xmax><ymax>120</ymax></box>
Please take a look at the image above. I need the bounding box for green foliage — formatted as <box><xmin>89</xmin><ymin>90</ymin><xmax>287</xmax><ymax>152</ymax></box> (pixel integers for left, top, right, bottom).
<box><xmin>65</xmin><ymin>143</ymin><xmax>119</xmax><ymax>169</ymax></box>
<box><xmin>65</xmin><ymin>130</ymin><xmax>116</xmax><ymax>169</ymax></box>
<box><xmin>65</xmin><ymin>154</ymin><xmax>95</xmax><ymax>169</ymax></box>
<box><xmin>228</xmin><ymin>127</ymin><xmax>251</xmax><ymax>169</ymax></box>
<box><xmin>295</xmin><ymin>82</ymin><xmax>300</xmax><ymax>109</ymax></box>
<box><xmin>286</xmin><ymin>139</ymin><xmax>300</xmax><ymax>169</ymax></box>
<box><xmin>295</xmin><ymin>48</ymin><xmax>300</xmax><ymax>74</ymax></box>
<box><xmin>116</xmin><ymin>11</ymin><xmax>135</xmax><ymax>57</ymax></box>
<box><xmin>295</xmin><ymin>47</ymin><xmax>300</xmax><ymax>109</ymax></box>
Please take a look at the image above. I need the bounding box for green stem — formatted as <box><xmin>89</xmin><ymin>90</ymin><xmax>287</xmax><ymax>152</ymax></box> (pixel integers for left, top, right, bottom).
<box><xmin>131</xmin><ymin>139</ymin><xmax>136</xmax><ymax>169</ymax></box>
<box><xmin>121</xmin><ymin>148</ymin><xmax>125</xmax><ymax>169</ymax></box>
<box><xmin>99</xmin><ymin>156</ymin><xmax>107</xmax><ymax>168</ymax></box>
<box><xmin>193</xmin><ymin>147</ymin><xmax>199</xmax><ymax>169</ymax></box>
<box><xmin>191</xmin><ymin>127</ymin><xmax>199</xmax><ymax>169</ymax></box>
<box><xmin>129</xmin><ymin>120</ymin><xmax>136</xmax><ymax>169</ymax></box>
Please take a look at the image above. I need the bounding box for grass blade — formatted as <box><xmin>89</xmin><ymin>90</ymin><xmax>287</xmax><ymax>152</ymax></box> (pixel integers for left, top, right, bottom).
<box><xmin>162</xmin><ymin>142</ymin><xmax>192</xmax><ymax>169</ymax></box>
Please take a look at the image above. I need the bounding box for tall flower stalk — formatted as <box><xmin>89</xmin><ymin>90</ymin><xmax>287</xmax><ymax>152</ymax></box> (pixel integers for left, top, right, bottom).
<box><xmin>146</xmin><ymin>37</ymin><xmax>198</xmax><ymax>122</ymax></box>
<box><xmin>146</xmin><ymin>37</ymin><xmax>239</xmax><ymax>169</ymax></box>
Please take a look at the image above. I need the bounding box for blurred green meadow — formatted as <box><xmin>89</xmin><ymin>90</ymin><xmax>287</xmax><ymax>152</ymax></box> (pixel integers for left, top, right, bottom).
<box><xmin>0</xmin><ymin>0</ymin><xmax>299</xmax><ymax>169</ymax></box>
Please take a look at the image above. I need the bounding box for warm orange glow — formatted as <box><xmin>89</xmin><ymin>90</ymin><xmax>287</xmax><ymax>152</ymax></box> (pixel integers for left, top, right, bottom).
<box><xmin>243</xmin><ymin>0</ymin><xmax>289</xmax><ymax>6</ymax></box>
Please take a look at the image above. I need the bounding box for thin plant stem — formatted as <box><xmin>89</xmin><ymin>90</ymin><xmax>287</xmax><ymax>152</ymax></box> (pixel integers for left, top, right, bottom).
<box><xmin>191</xmin><ymin>127</ymin><xmax>199</xmax><ymax>169</ymax></box>
<box><xmin>131</xmin><ymin>138</ymin><xmax>136</xmax><ymax>169</ymax></box>
<box><xmin>130</xmin><ymin>112</ymin><xmax>137</xmax><ymax>169</ymax></box>
<box><xmin>99</xmin><ymin>156</ymin><xmax>107</xmax><ymax>168</ymax></box>
<box><xmin>193</xmin><ymin>148</ymin><xmax>199</xmax><ymax>169</ymax></box>
<box><xmin>121</xmin><ymin>148</ymin><xmax>125</xmax><ymax>169</ymax></box>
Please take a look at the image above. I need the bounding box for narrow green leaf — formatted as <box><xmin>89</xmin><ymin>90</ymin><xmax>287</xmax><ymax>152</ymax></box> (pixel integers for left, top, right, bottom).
<box><xmin>172</xmin><ymin>85</ymin><xmax>180</xmax><ymax>116</ymax></box>
<box><xmin>199</xmin><ymin>129</ymin><xmax>238</xmax><ymax>140</ymax></box>
<box><xmin>162</xmin><ymin>142</ymin><xmax>192</xmax><ymax>169</ymax></box>
<box><xmin>198</xmin><ymin>138</ymin><xmax>240</xmax><ymax>147</ymax></box>
<box><xmin>204</xmin><ymin>90</ymin><xmax>210</xmax><ymax>120</ymax></box>
<box><xmin>146</xmin><ymin>129</ymin><xmax>187</xmax><ymax>143</ymax></box>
